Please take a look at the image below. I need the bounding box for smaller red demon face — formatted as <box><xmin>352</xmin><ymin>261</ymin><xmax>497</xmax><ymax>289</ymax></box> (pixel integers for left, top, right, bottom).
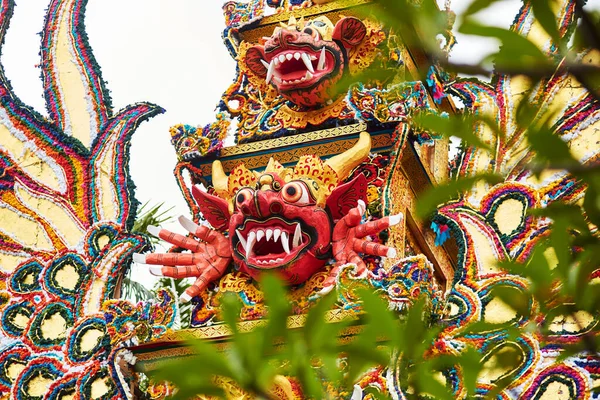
<box><xmin>228</xmin><ymin>175</ymin><xmax>333</xmax><ymax>283</ymax></box>
<box><xmin>245</xmin><ymin>16</ymin><xmax>367</xmax><ymax>108</ymax></box>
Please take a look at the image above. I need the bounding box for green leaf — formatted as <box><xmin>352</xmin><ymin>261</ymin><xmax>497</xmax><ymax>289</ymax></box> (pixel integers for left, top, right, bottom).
<box><xmin>363</xmin><ymin>386</ymin><xmax>393</xmax><ymax>400</ymax></box>
<box><xmin>487</xmin><ymin>285</ymin><xmax>531</xmax><ymax>322</ymax></box>
<box><xmin>529</xmin><ymin>0</ymin><xmax>561</xmax><ymax>46</ymax></box>
<box><xmin>320</xmin><ymin>353</ymin><xmax>343</xmax><ymax>387</ymax></box>
<box><xmin>344</xmin><ymin>341</ymin><xmax>390</xmax><ymax>383</ymax></box>
<box><xmin>260</xmin><ymin>273</ymin><xmax>292</xmax><ymax>354</ymax></box>
<box><xmin>221</xmin><ymin>293</ymin><xmax>242</xmax><ymax>336</ymax></box>
<box><xmin>412</xmin><ymin>112</ymin><xmax>494</xmax><ymax>151</ymax></box>
<box><xmin>304</xmin><ymin>291</ymin><xmax>339</xmax><ymax>350</ymax></box>
<box><xmin>414</xmin><ymin>367</ymin><xmax>455</xmax><ymax>399</ymax></box>
<box><xmin>186</xmin><ymin>339</ymin><xmax>237</xmax><ymax>377</ymax></box>
<box><xmin>460</xmin><ymin>20</ymin><xmax>550</xmax><ymax>68</ymax></box>
<box><xmin>149</xmin><ymin>338</ymin><xmax>235</xmax><ymax>399</ymax></box>
<box><xmin>437</xmin><ymin>348</ymin><xmax>481</xmax><ymax>397</ymax></box>
<box><xmin>527</xmin><ymin>121</ymin><xmax>578</xmax><ymax>169</ymax></box>
<box><xmin>463</xmin><ymin>0</ymin><xmax>504</xmax><ymax>17</ymax></box>
<box><xmin>416</xmin><ymin>173</ymin><xmax>503</xmax><ymax>218</ymax></box>
<box><xmin>289</xmin><ymin>337</ymin><xmax>324</xmax><ymax>398</ymax></box>
<box><xmin>582</xmin><ymin>171</ymin><xmax>600</xmax><ymax>227</ymax></box>
<box><xmin>356</xmin><ymin>289</ymin><xmax>400</xmax><ymax>344</ymax></box>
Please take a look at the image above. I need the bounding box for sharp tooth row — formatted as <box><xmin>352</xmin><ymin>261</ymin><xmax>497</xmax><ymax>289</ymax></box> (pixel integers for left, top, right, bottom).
<box><xmin>264</xmin><ymin>50</ymin><xmax>325</xmax><ymax>85</ymax></box>
<box><xmin>281</xmin><ymin>71</ymin><xmax>313</xmax><ymax>85</ymax></box>
<box><xmin>256</xmin><ymin>258</ymin><xmax>285</xmax><ymax>265</ymax></box>
<box><xmin>268</xmin><ymin>51</ymin><xmax>326</xmax><ymax>67</ymax></box>
<box><xmin>236</xmin><ymin>223</ymin><xmax>303</xmax><ymax>256</ymax></box>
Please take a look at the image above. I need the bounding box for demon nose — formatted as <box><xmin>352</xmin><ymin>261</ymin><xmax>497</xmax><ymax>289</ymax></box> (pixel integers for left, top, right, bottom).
<box><xmin>266</xmin><ymin>28</ymin><xmax>298</xmax><ymax>51</ymax></box>
<box><xmin>257</xmin><ymin>190</ymin><xmax>285</xmax><ymax>217</ymax></box>
<box><xmin>237</xmin><ymin>189</ymin><xmax>283</xmax><ymax>218</ymax></box>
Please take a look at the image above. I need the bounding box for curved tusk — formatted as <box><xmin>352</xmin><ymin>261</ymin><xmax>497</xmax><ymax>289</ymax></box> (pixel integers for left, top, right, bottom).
<box><xmin>325</xmin><ymin>131</ymin><xmax>371</xmax><ymax>182</ymax></box>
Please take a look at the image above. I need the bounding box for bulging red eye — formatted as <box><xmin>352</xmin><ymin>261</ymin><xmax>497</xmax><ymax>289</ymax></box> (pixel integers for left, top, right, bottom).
<box><xmin>281</xmin><ymin>181</ymin><xmax>311</xmax><ymax>205</ymax></box>
<box><xmin>235</xmin><ymin>188</ymin><xmax>254</xmax><ymax>209</ymax></box>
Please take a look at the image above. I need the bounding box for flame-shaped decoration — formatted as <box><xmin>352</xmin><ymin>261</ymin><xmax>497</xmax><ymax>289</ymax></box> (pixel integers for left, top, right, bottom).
<box><xmin>0</xmin><ymin>0</ymin><xmax>175</xmax><ymax>398</ymax></box>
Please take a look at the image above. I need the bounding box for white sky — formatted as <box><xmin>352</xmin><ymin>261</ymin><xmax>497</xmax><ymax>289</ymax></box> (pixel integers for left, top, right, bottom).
<box><xmin>7</xmin><ymin>0</ymin><xmax>591</xmax><ymax>289</ymax></box>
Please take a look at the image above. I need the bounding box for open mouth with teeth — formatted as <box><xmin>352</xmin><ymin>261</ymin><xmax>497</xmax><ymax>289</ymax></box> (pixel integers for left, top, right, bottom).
<box><xmin>233</xmin><ymin>218</ymin><xmax>312</xmax><ymax>269</ymax></box>
<box><xmin>264</xmin><ymin>46</ymin><xmax>336</xmax><ymax>90</ymax></box>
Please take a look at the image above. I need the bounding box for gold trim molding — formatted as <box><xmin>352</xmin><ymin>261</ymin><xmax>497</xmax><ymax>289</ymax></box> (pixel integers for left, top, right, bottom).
<box><xmin>130</xmin><ymin>309</ymin><xmax>361</xmax><ymax>370</ymax></box>
<box><xmin>259</xmin><ymin>0</ymin><xmax>372</xmax><ymax>26</ymax></box>
<box><xmin>190</xmin><ymin>122</ymin><xmax>394</xmax><ymax>177</ymax></box>
<box><xmin>151</xmin><ymin>308</ymin><xmax>357</xmax><ymax>343</ymax></box>
<box><xmin>134</xmin><ymin>324</ymin><xmax>364</xmax><ymax>372</ymax></box>
<box><xmin>190</xmin><ymin>123</ymin><xmax>395</xmax><ymax>177</ymax></box>
<box><xmin>221</xmin><ymin>122</ymin><xmax>367</xmax><ymax>158</ymax></box>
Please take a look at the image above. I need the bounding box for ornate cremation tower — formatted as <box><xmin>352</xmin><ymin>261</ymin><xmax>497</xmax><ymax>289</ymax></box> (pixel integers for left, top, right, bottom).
<box><xmin>0</xmin><ymin>0</ymin><xmax>598</xmax><ymax>398</ymax></box>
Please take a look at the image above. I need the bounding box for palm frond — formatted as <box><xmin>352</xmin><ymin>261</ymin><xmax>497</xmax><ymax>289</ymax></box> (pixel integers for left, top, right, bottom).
<box><xmin>121</xmin><ymin>277</ymin><xmax>156</xmax><ymax>302</ymax></box>
<box><xmin>133</xmin><ymin>201</ymin><xmax>175</xmax><ymax>243</ymax></box>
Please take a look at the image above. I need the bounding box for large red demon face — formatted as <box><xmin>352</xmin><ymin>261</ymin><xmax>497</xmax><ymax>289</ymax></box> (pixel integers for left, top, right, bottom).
<box><xmin>245</xmin><ymin>16</ymin><xmax>367</xmax><ymax>108</ymax></box>
<box><xmin>193</xmin><ymin>172</ymin><xmax>368</xmax><ymax>284</ymax></box>
<box><xmin>228</xmin><ymin>176</ymin><xmax>333</xmax><ymax>283</ymax></box>
<box><xmin>191</xmin><ymin>133</ymin><xmax>372</xmax><ymax>286</ymax></box>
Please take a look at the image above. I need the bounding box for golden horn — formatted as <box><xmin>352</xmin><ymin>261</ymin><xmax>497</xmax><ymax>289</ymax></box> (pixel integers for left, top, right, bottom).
<box><xmin>325</xmin><ymin>131</ymin><xmax>371</xmax><ymax>181</ymax></box>
<box><xmin>211</xmin><ymin>160</ymin><xmax>229</xmax><ymax>195</ymax></box>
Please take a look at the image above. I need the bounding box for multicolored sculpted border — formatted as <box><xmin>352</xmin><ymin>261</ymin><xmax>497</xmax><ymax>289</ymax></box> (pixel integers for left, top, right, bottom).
<box><xmin>0</xmin><ymin>0</ymin><xmax>174</xmax><ymax>398</ymax></box>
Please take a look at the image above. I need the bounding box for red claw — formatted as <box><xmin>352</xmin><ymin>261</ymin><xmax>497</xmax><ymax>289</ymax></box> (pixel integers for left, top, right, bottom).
<box><xmin>134</xmin><ymin>215</ymin><xmax>232</xmax><ymax>302</ymax></box>
<box><xmin>323</xmin><ymin>201</ymin><xmax>402</xmax><ymax>290</ymax></box>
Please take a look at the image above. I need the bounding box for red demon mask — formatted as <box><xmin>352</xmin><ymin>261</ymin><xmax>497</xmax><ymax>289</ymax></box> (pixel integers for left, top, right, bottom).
<box><xmin>245</xmin><ymin>16</ymin><xmax>367</xmax><ymax>108</ymax></box>
<box><xmin>192</xmin><ymin>132</ymin><xmax>372</xmax><ymax>284</ymax></box>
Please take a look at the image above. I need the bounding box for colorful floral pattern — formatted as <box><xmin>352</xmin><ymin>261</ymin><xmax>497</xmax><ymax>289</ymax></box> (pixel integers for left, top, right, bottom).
<box><xmin>415</xmin><ymin>0</ymin><xmax>600</xmax><ymax>398</ymax></box>
<box><xmin>0</xmin><ymin>0</ymin><xmax>175</xmax><ymax>398</ymax></box>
